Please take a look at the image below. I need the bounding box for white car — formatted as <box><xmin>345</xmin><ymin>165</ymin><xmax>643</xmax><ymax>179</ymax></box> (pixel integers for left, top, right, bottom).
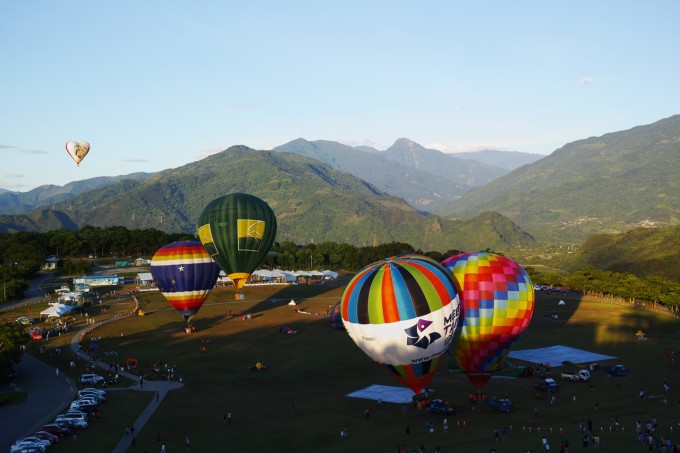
<box><xmin>79</xmin><ymin>373</ymin><xmax>104</xmax><ymax>385</ymax></box>
<box><xmin>70</xmin><ymin>398</ymin><xmax>99</xmax><ymax>410</ymax></box>
<box><xmin>13</xmin><ymin>437</ymin><xmax>50</xmax><ymax>448</ymax></box>
<box><xmin>10</xmin><ymin>442</ymin><xmax>46</xmax><ymax>453</ymax></box>
<box><xmin>80</xmin><ymin>386</ymin><xmax>106</xmax><ymax>395</ymax></box>
<box><xmin>78</xmin><ymin>390</ymin><xmax>106</xmax><ymax>401</ymax></box>
<box><xmin>54</xmin><ymin>418</ymin><xmax>88</xmax><ymax>429</ymax></box>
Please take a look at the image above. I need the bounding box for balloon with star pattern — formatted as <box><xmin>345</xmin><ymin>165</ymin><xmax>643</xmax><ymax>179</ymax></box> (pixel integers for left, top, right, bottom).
<box><xmin>150</xmin><ymin>240</ymin><xmax>221</xmax><ymax>324</ymax></box>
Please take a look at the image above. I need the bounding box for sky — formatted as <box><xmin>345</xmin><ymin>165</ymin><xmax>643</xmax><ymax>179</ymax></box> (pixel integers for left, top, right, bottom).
<box><xmin>2</xmin><ymin>1</ymin><xmax>680</xmax><ymax>192</ymax></box>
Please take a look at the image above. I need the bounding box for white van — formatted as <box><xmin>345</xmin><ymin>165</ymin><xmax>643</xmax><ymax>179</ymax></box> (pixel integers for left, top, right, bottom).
<box><xmin>56</xmin><ymin>412</ymin><xmax>88</xmax><ymax>423</ymax></box>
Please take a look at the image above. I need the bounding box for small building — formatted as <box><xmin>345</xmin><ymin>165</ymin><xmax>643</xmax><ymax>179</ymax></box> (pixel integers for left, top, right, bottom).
<box><xmin>135</xmin><ymin>257</ymin><xmax>151</xmax><ymax>267</ymax></box>
<box><xmin>43</xmin><ymin>256</ymin><xmax>58</xmax><ymax>270</ymax></box>
<box><xmin>73</xmin><ymin>275</ymin><xmax>124</xmax><ymax>291</ymax></box>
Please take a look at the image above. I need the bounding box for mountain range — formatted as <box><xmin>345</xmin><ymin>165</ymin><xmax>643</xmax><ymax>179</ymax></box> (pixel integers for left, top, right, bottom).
<box><xmin>0</xmin><ymin>146</ymin><xmax>537</xmax><ymax>252</ymax></box>
<box><xmin>1</xmin><ymin>115</ymin><xmax>678</xmax><ymax>252</ymax></box>
<box><xmin>436</xmin><ymin>115</ymin><xmax>680</xmax><ymax>243</ymax></box>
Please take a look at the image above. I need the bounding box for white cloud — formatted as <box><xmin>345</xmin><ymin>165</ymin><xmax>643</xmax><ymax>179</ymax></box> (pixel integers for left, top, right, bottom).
<box><xmin>20</xmin><ymin>149</ymin><xmax>48</xmax><ymax>155</ymax></box>
<box><xmin>0</xmin><ymin>144</ymin><xmax>17</xmax><ymax>149</ymax></box>
<box><xmin>0</xmin><ymin>173</ymin><xmax>27</xmax><ymax>190</ymax></box>
<box><xmin>580</xmin><ymin>76</ymin><xmax>596</xmax><ymax>86</ymax></box>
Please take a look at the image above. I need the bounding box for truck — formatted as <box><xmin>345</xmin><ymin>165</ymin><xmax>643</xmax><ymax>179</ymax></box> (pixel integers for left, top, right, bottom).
<box><xmin>561</xmin><ymin>369</ymin><xmax>591</xmax><ymax>382</ymax></box>
<box><xmin>534</xmin><ymin>377</ymin><xmax>560</xmax><ymax>393</ymax></box>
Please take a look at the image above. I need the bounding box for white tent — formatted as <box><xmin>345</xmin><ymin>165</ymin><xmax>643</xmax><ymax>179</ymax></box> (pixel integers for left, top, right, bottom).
<box><xmin>322</xmin><ymin>270</ymin><xmax>338</xmax><ymax>279</ymax></box>
<box><xmin>40</xmin><ymin>304</ymin><xmax>75</xmax><ymax>319</ymax></box>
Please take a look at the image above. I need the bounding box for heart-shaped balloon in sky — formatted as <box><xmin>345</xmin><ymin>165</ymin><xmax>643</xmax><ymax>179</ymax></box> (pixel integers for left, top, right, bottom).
<box><xmin>66</xmin><ymin>140</ymin><xmax>90</xmax><ymax>166</ymax></box>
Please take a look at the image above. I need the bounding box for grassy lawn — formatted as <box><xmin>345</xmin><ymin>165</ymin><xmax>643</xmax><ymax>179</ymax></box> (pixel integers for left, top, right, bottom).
<box><xmin>5</xmin><ymin>282</ymin><xmax>680</xmax><ymax>452</ymax></box>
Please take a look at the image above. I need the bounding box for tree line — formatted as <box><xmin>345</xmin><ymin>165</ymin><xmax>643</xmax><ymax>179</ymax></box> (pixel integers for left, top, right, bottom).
<box><xmin>1</xmin><ymin>226</ymin><xmax>678</xmax><ymax>310</ymax></box>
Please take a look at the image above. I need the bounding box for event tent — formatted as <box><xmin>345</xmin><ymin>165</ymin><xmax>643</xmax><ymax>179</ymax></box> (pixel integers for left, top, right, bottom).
<box><xmin>40</xmin><ymin>304</ymin><xmax>75</xmax><ymax>319</ymax></box>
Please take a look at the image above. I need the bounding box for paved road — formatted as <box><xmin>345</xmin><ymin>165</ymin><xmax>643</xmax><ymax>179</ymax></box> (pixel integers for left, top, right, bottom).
<box><xmin>0</xmin><ymin>354</ymin><xmax>77</xmax><ymax>451</ymax></box>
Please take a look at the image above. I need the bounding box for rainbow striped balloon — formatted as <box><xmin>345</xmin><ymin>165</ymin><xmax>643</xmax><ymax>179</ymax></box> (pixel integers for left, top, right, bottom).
<box><xmin>441</xmin><ymin>252</ymin><xmax>534</xmax><ymax>388</ymax></box>
<box><xmin>341</xmin><ymin>254</ymin><xmax>460</xmax><ymax>394</ymax></box>
<box><xmin>150</xmin><ymin>241</ymin><xmax>220</xmax><ymax>324</ymax></box>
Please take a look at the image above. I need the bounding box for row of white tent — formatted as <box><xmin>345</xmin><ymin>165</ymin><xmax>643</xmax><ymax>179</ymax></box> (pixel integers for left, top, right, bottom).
<box><xmin>136</xmin><ymin>269</ymin><xmax>338</xmax><ymax>286</ymax></box>
<box><xmin>248</xmin><ymin>269</ymin><xmax>338</xmax><ymax>281</ymax></box>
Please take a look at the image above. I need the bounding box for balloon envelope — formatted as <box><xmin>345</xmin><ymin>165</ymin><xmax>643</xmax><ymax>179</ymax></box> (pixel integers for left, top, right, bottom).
<box><xmin>197</xmin><ymin>193</ymin><xmax>277</xmax><ymax>290</ymax></box>
<box><xmin>341</xmin><ymin>254</ymin><xmax>461</xmax><ymax>394</ymax></box>
<box><xmin>150</xmin><ymin>240</ymin><xmax>221</xmax><ymax>323</ymax></box>
<box><xmin>66</xmin><ymin>141</ymin><xmax>90</xmax><ymax>166</ymax></box>
<box><xmin>441</xmin><ymin>252</ymin><xmax>535</xmax><ymax>388</ymax></box>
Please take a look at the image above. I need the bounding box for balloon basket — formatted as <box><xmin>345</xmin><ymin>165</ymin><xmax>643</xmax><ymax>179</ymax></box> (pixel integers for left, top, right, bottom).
<box><xmin>235</xmin><ymin>292</ymin><xmax>245</xmax><ymax>300</ymax></box>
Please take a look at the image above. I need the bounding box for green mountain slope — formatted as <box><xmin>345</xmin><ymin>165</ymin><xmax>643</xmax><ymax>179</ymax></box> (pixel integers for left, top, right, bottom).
<box><xmin>436</xmin><ymin>115</ymin><xmax>680</xmax><ymax>242</ymax></box>
<box><xmin>566</xmin><ymin>224</ymin><xmax>680</xmax><ymax>282</ymax></box>
<box><xmin>0</xmin><ymin>146</ymin><xmax>536</xmax><ymax>252</ymax></box>
<box><xmin>0</xmin><ymin>173</ymin><xmax>152</xmax><ymax>214</ymax></box>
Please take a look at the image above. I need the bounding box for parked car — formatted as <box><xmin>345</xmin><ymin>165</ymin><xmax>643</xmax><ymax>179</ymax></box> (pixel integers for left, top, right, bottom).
<box><xmin>605</xmin><ymin>364</ymin><xmax>629</xmax><ymax>376</ymax></box>
<box><xmin>10</xmin><ymin>442</ymin><xmax>46</xmax><ymax>453</ymax></box>
<box><xmin>14</xmin><ymin>437</ymin><xmax>50</xmax><ymax>448</ymax></box>
<box><xmin>79</xmin><ymin>373</ymin><xmax>105</xmax><ymax>385</ymax></box>
<box><xmin>16</xmin><ymin>316</ymin><xmax>35</xmax><ymax>325</ymax></box>
<box><xmin>70</xmin><ymin>397</ymin><xmax>99</xmax><ymax>408</ymax></box>
<box><xmin>534</xmin><ymin>378</ymin><xmax>560</xmax><ymax>393</ymax></box>
<box><xmin>426</xmin><ymin>399</ymin><xmax>455</xmax><ymax>415</ymax></box>
<box><xmin>40</xmin><ymin>424</ymin><xmax>71</xmax><ymax>437</ymax></box>
<box><xmin>486</xmin><ymin>397</ymin><xmax>513</xmax><ymax>413</ymax></box>
<box><xmin>79</xmin><ymin>387</ymin><xmax>106</xmax><ymax>397</ymax></box>
<box><xmin>32</xmin><ymin>431</ymin><xmax>59</xmax><ymax>443</ymax></box>
<box><xmin>53</xmin><ymin>418</ymin><xmax>88</xmax><ymax>429</ymax></box>
<box><xmin>10</xmin><ymin>446</ymin><xmax>45</xmax><ymax>453</ymax></box>
<box><xmin>78</xmin><ymin>390</ymin><xmax>106</xmax><ymax>401</ymax></box>
<box><xmin>55</xmin><ymin>412</ymin><xmax>88</xmax><ymax>424</ymax></box>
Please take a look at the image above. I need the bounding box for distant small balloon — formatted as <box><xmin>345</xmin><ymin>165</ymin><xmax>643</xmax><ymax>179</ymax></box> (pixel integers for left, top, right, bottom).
<box><xmin>66</xmin><ymin>140</ymin><xmax>90</xmax><ymax>166</ymax></box>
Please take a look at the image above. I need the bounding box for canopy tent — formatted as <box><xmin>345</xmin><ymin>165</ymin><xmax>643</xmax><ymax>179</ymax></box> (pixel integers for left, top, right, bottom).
<box><xmin>40</xmin><ymin>304</ymin><xmax>75</xmax><ymax>319</ymax></box>
<box><xmin>136</xmin><ymin>272</ymin><xmax>157</xmax><ymax>291</ymax></box>
<box><xmin>321</xmin><ymin>270</ymin><xmax>338</xmax><ymax>279</ymax></box>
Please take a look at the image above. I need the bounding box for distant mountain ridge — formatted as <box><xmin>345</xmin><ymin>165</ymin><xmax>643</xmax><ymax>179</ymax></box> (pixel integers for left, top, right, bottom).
<box><xmin>0</xmin><ymin>173</ymin><xmax>151</xmax><ymax>215</ymax></box>
<box><xmin>436</xmin><ymin>115</ymin><xmax>680</xmax><ymax>243</ymax></box>
<box><xmin>274</xmin><ymin>138</ymin><xmax>528</xmax><ymax>211</ymax></box>
<box><xmin>1</xmin><ymin>139</ymin><xmax>541</xmax><ymax>215</ymax></box>
<box><xmin>0</xmin><ymin>146</ymin><xmax>537</xmax><ymax>252</ymax></box>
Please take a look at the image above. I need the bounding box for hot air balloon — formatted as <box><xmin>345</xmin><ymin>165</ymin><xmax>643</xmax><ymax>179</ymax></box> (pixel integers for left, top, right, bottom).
<box><xmin>150</xmin><ymin>240</ymin><xmax>221</xmax><ymax>325</ymax></box>
<box><xmin>197</xmin><ymin>193</ymin><xmax>277</xmax><ymax>291</ymax></box>
<box><xmin>441</xmin><ymin>252</ymin><xmax>535</xmax><ymax>389</ymax></box>
<box><xmin>329</xmin><ymin>301</ymin><xmax>343</xmax><ymax>330</ymax></box>
<box><xmin>341</xmin><ymin>254</ymin><xmax>461</xmax><ymax>394</ymax></box>
<box><xmin>66</xmin><ymin>141</ymin><xmax>90</xmax><ymax>166</ymax></box>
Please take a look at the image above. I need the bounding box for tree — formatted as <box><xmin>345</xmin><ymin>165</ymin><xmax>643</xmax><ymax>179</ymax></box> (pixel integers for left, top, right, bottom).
<box><xmin>0</xmin><ymin>323</ymin><xmax>29</xmax><ymax>381</ymax></box>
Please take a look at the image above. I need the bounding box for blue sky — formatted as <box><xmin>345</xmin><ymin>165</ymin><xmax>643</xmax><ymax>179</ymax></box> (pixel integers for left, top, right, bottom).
<box><xmin>2</xmin><ymin>1</ymin><xmax>679</xmax><ymax>191</ymax></box>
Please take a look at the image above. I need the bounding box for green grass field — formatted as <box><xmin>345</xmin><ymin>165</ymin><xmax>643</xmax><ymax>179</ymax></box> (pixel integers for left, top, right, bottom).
<box><xmin>4</xmin><ymin>282</ymin><xmax>680</xmax><ymax>452</ymax></box>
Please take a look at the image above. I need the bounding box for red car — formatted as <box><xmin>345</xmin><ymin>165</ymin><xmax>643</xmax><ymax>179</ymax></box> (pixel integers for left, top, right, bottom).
<box><xmin>40</xmin><ymin>424</ymin><xmax>71</xmax><ymax>437</ymax></box>
<box><xmin>32</xmin><ymin>431</ymin><xmax>59</xmax><ymax>443</ymax></box>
